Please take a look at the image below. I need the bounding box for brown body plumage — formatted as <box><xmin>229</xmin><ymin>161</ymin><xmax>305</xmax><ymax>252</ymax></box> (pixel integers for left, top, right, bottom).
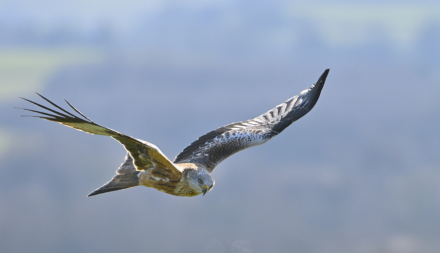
<box><xmin>138</xmin><ymin>163</ymin><xmax>204</xmax><ymax>197</ymax></box>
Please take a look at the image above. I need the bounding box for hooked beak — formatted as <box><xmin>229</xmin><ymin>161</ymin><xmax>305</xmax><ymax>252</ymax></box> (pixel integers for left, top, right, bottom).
<box><xmin>202</xmin><ymin>184</ymin><xmax>214</xmax><ymax>196</ymax></box>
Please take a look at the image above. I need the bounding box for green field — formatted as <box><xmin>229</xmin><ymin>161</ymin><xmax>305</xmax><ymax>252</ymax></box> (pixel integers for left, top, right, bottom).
<box><xmin>0</xmin><ymin>47</ymin><xmax>103</xmax><ymax>103</ymax></box>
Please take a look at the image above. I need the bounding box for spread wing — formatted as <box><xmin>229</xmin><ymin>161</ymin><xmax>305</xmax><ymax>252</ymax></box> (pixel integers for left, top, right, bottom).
<box><xmin>17</xmin><ymin>93</ymin><xmax>182</xmax><ymax>177</ymax></box>
<box><xmin>173</xmin><ymin>69</ymin><xmax>329</xmax><ymax>172</ymax></box>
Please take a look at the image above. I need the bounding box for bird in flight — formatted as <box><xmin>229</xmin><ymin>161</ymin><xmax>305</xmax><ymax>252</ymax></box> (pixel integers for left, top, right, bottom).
<box><xmin>18</xmin><ymin>69</ymin><xmax>329</xmax><ymax>197</ymax></box>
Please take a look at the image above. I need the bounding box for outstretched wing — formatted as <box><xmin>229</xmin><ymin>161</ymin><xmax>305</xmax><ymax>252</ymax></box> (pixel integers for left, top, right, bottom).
<box><xmin>173</xmin><ymin>69</ymin><xmax>329</xmax><ymax>172</ymax></box>
<box><xmin>18</xmin><ymin>94</ymin><xmax>182</xmax><ymax>177</ymax></box>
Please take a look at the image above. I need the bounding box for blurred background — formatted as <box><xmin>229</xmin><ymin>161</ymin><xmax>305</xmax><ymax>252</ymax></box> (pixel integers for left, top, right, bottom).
<box><xmin>1</xmin><ymin>0</ymin><xmax>440</xmax><ymax>252</ymax></box>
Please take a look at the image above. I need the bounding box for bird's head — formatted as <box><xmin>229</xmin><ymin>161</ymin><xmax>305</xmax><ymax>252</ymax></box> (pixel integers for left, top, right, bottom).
<box><xmin>187</xmin><ymin>167</ymin><xmax>215</xmax><ymax>196</ymax></box>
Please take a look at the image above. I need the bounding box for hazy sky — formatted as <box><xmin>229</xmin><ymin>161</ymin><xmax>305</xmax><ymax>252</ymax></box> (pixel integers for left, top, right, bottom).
<box><xmin>1</xmin><ymin>1</ymin><xmax>440</xmax><ymax>49</ymax></box>
<box><xmin>1</xmin><ymin>1</ymin><xmax>440</xmax><ymax>253</ymax></box>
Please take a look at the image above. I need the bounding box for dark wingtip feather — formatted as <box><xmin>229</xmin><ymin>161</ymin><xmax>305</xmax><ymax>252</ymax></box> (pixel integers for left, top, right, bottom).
<box><xmin>269</xmin><ymin>69</ymin><xmax>330</xmax><ymax>134</ymax></box>
<box><xmin>317</xmin><ymin>69</ymin><xmax>330</xmax><ymax>87</ymax></box>
<box><xmin>305</xmin><ymin>68</ymin><xmax>330</xmax><ymax>107</ymax></box>
<box><xmin>18</xmin><ymin>96</ymin><xmax>74</xmax><ymax>119</ymax></box>
<box><xmin>309</xmin><ymin>68</ymin><xmax>330</xmax><ymax>97</ymax></box>
<box><xmin>63</xmin><ymin>99</ymin><xmax>93</xmax><ymax>122</ymax></box>
<box><xmin>34</xmin><ymin>93</ymin><xmax>79</xmax><ymax>118</ymax></box>
<box><xmin>87</xmin><ymin>187</ymin><xmax>108</xmax><ymax>197</ymax></box>
<box><xmin>87</xmin><ymin>191</ymin><xmax>100</xmax><ymax>197</ymax></box>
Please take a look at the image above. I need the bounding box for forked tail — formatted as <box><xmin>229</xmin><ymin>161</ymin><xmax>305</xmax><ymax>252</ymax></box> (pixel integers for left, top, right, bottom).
<box><xmin>88</xmin><ymin>154</ymin><xmax>140</xmax><ymax>197</ymax></box>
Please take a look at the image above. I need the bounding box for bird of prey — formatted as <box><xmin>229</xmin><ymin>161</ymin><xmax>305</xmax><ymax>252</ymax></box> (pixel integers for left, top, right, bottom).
<box><xmin>18</xmin><ymin>69</ymin><xmax>329</xmax><ymax>197</ymax></box>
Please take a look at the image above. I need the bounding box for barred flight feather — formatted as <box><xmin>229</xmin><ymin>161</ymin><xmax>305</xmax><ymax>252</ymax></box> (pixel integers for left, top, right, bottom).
<box><xmin>173</xmin><ymin>69</ymin><xmax>329</xmax><ymax>172</ymax></box>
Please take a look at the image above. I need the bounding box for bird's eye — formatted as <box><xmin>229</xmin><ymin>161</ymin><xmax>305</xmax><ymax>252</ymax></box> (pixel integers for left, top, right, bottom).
<box><xmin>198</xmin><ymin>178</ymin><xmax>203</xmax><ymax>184</ymax></box>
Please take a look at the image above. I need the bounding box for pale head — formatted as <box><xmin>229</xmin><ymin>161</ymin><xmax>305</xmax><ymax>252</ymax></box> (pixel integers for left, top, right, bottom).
<box><xmin>186</xmin><ymin>167</ymin><xmax>215</xmax><ymax>196</ymax></box>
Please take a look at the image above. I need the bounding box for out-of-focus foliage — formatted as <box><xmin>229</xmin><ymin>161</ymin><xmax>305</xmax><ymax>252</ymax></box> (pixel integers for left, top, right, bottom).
<box><xmin>1</xmin><ymin>1</ymin><xmax>439</xmax><ymax>253</ymax></box>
